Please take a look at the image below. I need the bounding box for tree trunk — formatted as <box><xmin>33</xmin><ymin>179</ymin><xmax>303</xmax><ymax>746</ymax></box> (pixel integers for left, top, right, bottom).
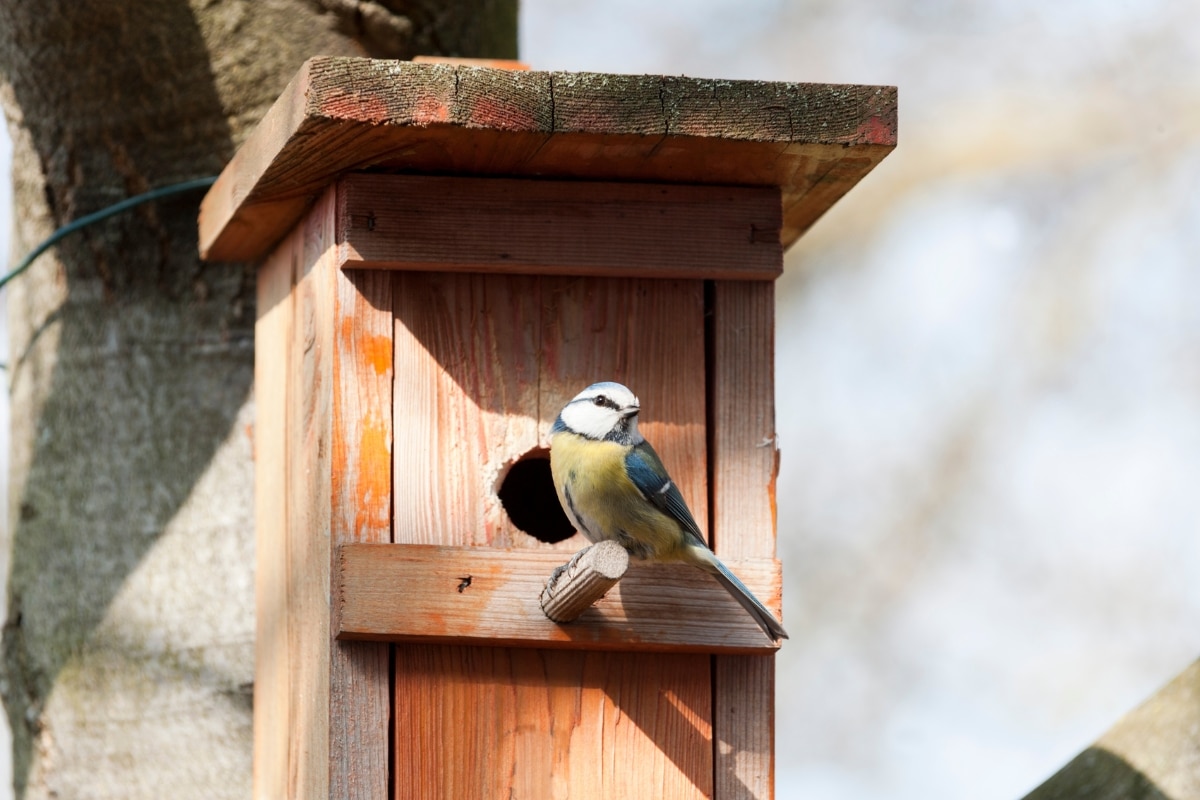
<box><xmin>1023</xmin><ymin>659</ymin><xmax>1200</xmax><ymax>800</ymax></box>
<box><xmin>0</xmin><ymin>3</ymin><xmax>516</xmax><ymax>797</ymax></box>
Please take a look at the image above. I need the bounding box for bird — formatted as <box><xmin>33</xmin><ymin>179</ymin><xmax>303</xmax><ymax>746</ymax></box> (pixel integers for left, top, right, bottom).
<box><xmin>549</xmin><ymin>381</ymin><xmax>788</xmax><ymax>641</ymax></box>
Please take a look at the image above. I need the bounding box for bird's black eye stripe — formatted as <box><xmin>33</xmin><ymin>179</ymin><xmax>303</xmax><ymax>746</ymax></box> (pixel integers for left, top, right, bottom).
<box><xmin>590</xmin><ymin>394</ymin><xmax>623</xmax><ymax>410</ymax></box>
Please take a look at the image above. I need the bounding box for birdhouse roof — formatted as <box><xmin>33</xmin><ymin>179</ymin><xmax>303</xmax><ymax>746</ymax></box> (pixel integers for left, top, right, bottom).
<box><xmin>199</xmin><ymin>56</ymin><xmax>896</xmax><ymax>262</ymax></box>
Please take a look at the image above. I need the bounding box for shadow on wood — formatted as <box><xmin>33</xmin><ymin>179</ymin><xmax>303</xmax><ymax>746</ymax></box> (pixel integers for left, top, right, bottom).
<box><xmin>393</xmin><ymin>645</ymin><xmax>720</xmax><ymax>798</ymax></box>
<box><xmin>1024</xmin><ymin>748</ymin><xmax>1171</xmax><ymax>800</ymax></box>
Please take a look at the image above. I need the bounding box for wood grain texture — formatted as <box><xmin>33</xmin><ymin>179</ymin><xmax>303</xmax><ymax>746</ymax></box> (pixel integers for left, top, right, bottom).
<box><xmin>713</xmin><ymin>655</ymin><xmax>775</xmax><ymax>800</ymax></box>
<box><xmin>710</xmin><ymin>281</ymin><xmax>780</xmax><ymax>799</ymax></box>
<box><xmin>257</xmin><ymin>190</ymin><xmax>396</xmax><ymax>799</ymax></box>
<box><xmin>286</xmin><ymin>186</ymin><xmax>337</xmax><ymax>800</ymax></box>
<box><xmin>199</xmin><ymin>56</ymin><xmax>896</xmax><ymax>261</ymax></box>
<box><xmin>328</xmin><ymin>266</ymin><xmax>394</xmax><ymax>799</ymax></box>
<box><xmin>335</xmin><ymin>543</ymin><xmax>781</xmax><ymax>653</ymax></box>
<box><xmin>391</xmin><ymin>273</ymin><xmax>709</xmax><ymax>550</ymax></box>
<box><xmin>391</xmin><ymin>273</ymin><xmax>716</xmax><ymax>797</ymax></box>
<box><xmin>338</xmin><ymin>174</ymin><xmax>782</xmax><ymax>280</ymax></box>
<box><xmin>539</xmin><ymin>276</ymin><xmax>710</xmax><ymax>540</ymax></box>
<box><xmin>392</xmin><ymin>272</ymin><xmax>543</xmax><ymax>549</ymax></box>
<box><xmin>394</xmin><ymin>647</ymin><xmax>714</xmax><ymax>800</ymax></box>
<box><xmin>710</xmin><ymin>282</ymin><xmax>779</xmax><ymax>560</ymax></box>
<box><xmin>253</xmin><ymin>212</ymin><xmax>295</xmax><ymax>800</ymax></box>
<box><xmin>540</xmin><ymin>541</ymin><xmax>630</xmax><ymax>623</ymax></box>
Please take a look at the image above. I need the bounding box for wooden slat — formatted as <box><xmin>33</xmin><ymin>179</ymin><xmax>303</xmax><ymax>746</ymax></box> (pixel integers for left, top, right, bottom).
<box><xmin>286</xmin><ymin>186</ymin><xmax>338</xmax><ymax>800</ymax></box>
<box><xmin>391</xmin><ymin>271</ymin><xmax>544</xmax><ymax>549</ymax></box>
<box><xmin>253</xmin><ymin>207</ymin><xmax>295</xmax><ymax>800</ymax></box>
<box><xmin>709</xmin><ymin>282</ymin><xmax>779</xmax><ymax>558</ymax></box>
<box><xmin>328</xmin><ymin>265</ymin><xmax>394</xmax><ymax>799</ymax></box>
<box><xmin>394</xmin><ymin>647</ymin><xmax>713</xmax><ymax>799</ymax></box>
<box><xmin>392</xmin><ymin>273</ymin><xmax>714</xmax><ymax>797</ymax></box>
<box><xmin>390</xmin><ymin>272</ymin><xmax>710</xmax><ymax>549</ymax></box>
<box><xmin>539</xmin><ymin>276</ymin><xmax>710</xmax><ymax>540</ymax></box>
<box><xmin>335</xmin><ymin>543</ymin><xmax>781</xmax><ymax>653</ymax></box>
<box><xmin>338</xmin><ymin>174</ymin><xmax>781</xmax><ymax>280</ymax></box>
<box><xmin>199</xmin><ymin>57</ymin><xmax>896</xmax><ymax>261</ymax></box>
<box><xmin>710</xmin><ymin>281</ymin><xmax>780</xmax><ymax>799</ymax></box>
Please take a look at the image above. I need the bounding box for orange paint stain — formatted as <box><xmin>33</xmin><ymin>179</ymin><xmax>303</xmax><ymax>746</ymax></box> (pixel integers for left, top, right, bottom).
<box><xmin>361</xmin><ymin>333</ymin><xmax>392</xmax><ymax>376</ymax></box>
<box><xmin>339</xmin><ymin>316</ymin><xmax>392</xmax><ymax>376</ymax></box>
<box><xmin>355</xmin><ymin>418</ymin><xmax>392</xmax><ymax>533</ymax></box>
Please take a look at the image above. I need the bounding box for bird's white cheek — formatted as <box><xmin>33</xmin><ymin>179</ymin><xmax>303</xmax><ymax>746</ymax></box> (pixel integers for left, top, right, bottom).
<box><xmin>561</xmin><ymin>405</ymin><xmax>615</xmax><ymax>440</ymax></box>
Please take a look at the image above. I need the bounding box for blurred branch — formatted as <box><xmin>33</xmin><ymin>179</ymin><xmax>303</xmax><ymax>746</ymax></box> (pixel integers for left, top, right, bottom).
<box><xmin>1024</xmin><ymin>659</ymin><xmax>1200</xmax><ymax>800</ymax></box>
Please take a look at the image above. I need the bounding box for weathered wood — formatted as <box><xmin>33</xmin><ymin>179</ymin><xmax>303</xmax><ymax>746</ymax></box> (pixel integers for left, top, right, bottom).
<box><xmin>328</xmin><ymin>265</ymin><xmax>394</xmax><ymax>799</ymax></box>
<box><xmin>539</xmin><ymin>541</ymin><xmax>630</xmax><ymax>623</ymax></box>
<box><xmin>198</xmin><ymin>57</ymin><xmax>896</xmax><ymax>261</ymax></box>
<box><xmin>710</xmin><ymin>281</ymin><xmax>780</xmax><ymax>799</ymax></box>
<box><xmin>286</xmin><ymin>186</ymin><xmax>337</xmax><ymax>800</ymax></box>
<box><xmin>335</xmin><ymin>543</ymin><xmax>780</xmax><ymax>652</ymax></box>
<box><xmin>253</xmin><ymin>208</ymin><xmax>294</xmax><ymax>800</ymax></box>
<box><xmin>259</xmin><ymin>189</ymin><xmax>396</xmax><ymax>800</ymax></box>
<box><xmin>338</xmin><ymin>174</ymin><xmax>782</xmax><ymax>279</ymax></box>
<box><xmin>412</xmin><ymin>54</ymin><xmax>530</xmax><ymax>70</ymax></box>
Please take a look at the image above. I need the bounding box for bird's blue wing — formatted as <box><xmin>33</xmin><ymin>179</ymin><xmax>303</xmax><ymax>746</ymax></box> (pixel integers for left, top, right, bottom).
<box><xmin>624</xmin><ymin>442</ymin><xmax>710</xmax><ymax>549</ymax></box>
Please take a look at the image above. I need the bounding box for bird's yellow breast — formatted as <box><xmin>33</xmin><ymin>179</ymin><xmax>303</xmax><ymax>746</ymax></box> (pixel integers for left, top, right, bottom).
<box><xmin>549</xmin><ymin>431</ymin><xmax>687</xmax><ymax>561</ymax></box>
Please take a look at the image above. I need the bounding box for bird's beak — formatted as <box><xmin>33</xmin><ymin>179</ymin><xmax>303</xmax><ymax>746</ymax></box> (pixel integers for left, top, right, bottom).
<box><xmin>620</xmin><ymin>405</ymin><xmax>640</xmax><ymax>418</ymax></box>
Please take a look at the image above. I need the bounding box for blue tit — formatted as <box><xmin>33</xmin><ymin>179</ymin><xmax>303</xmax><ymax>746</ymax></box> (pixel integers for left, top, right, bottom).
<box><xmin>549</xmin><ymin>381</ymin><xmax>788</xmax><ymax>641</ymax></box>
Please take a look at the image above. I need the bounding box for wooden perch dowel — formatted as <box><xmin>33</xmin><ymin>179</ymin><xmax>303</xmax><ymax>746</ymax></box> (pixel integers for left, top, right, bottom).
<box><xmin>539</xmin><ymin>541</ymin><xmax>630</xmax><ymax>623</ymax></box>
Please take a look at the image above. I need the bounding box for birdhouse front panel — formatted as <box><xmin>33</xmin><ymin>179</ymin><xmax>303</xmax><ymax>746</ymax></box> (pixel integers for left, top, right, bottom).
<box><xmin>389</xmin><ymin>269</ymin><xmax>713</xmax><ymax>797</ymax></box>
<box><xmin>216</xmin><ymin>56</ymin><xmax>896</xmax><ymax>800</ymax></box>
<box><xmin>391</xmin><ymin>272</ymin><xmax>708</xmax><ymax>548</ymax></box>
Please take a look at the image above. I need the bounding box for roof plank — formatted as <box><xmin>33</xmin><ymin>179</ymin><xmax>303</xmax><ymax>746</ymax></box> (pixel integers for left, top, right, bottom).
<box><xmin>199</xmin><ymin>56</ymin><xmax>896</xmax><ymax>262</ymax></box>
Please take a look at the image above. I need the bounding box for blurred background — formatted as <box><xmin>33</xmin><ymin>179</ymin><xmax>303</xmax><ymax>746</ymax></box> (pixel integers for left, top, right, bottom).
<box><xmin>2</xmin><ymin>1</ymin><xmax>1198</xmax><ymax>798</ymax></box>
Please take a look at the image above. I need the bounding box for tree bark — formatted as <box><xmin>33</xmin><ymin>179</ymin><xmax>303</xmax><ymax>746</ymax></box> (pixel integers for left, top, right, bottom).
<box><xmin>1023</xmin><ymin>659</ymin><xmax>1200</xmax><ymax>800</ymax></box>
<box><xmin>0</xmin><ymin>2</ymin><xmax>515</xmax><ymax>797</ymax></box>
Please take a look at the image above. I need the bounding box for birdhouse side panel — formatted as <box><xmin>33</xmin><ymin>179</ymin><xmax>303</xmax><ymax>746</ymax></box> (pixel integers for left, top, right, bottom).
<box><xmin>254</xmin><ymin>211</ymin><xmax>295</xmax><ymax>800</ymax></box>
<box><xmin>256</xmin><ymin>192</ymin><xmax>401</xmax><ymax>800</ymax></box>
<box><xmin>265</xmin><ymin>190</ymin><xmax>339</xmax><ymax>800</ymax></box>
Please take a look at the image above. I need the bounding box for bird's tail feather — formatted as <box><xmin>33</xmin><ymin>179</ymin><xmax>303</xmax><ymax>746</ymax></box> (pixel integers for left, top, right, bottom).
<box><xmin>707</xmin><ymin>556</ymin><xmax>789</xmax><ymax>641</ymax></box>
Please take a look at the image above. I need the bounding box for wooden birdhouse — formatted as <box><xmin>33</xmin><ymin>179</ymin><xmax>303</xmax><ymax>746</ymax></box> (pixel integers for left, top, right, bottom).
<box><xmin>199</xmin><ymin>56</ymin><xmax>896</xmax><ymax>800</ymax></box>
